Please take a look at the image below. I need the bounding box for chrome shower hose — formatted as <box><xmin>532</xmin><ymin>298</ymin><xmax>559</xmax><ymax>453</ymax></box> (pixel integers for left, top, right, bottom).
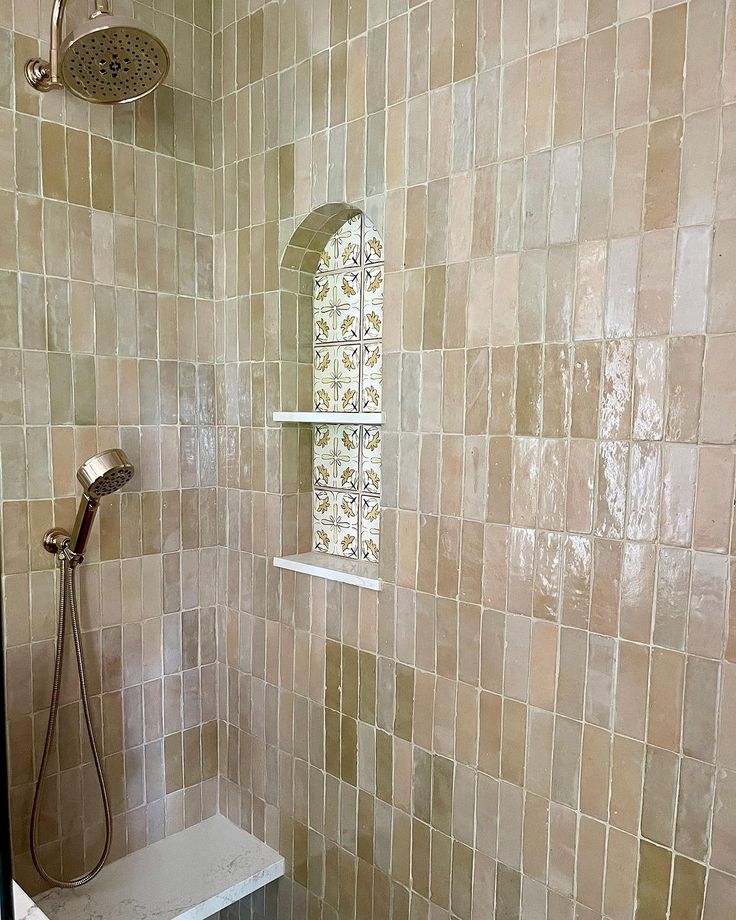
<box><xmin>30</xmin><ymin>544</ymin><xmax>112</xmax><ymax>888</ymax></box>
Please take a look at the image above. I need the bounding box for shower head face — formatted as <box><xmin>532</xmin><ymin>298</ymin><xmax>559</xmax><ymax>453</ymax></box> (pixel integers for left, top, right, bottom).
<box><xmin>77</xmin><ymin>449</ymin><xmax>135</xmax><ymax>500</ymax></box>
<box><xmin>60</xmin><ymin>13</ymin><xmax>169</xmax><ymax>104</ymax></box>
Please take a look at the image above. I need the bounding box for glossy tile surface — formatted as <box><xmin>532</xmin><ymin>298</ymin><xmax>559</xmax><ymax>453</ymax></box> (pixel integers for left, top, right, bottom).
<box><xmin>0</xmin><ymin>0</ymin><xmax>219</xmax><ymax>896</ymax></box>
<box><xmin>211</xmin><ymin>0</ymin><xmax>736</xmax><ymax>918</ymax></box>
<box><xmin>2</xmin><ymin>0</ymin><xmax>736</xmax><ymax>918</ymax></box>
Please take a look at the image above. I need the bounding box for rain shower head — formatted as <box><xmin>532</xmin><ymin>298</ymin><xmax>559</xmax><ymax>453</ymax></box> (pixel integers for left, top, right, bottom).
<box><xmin>26</xmin><ymin>0</ymin><xmax>169</xmax><ymax>104</ymax></box>
<box><xmin>69</xmin><ymin>449</ymin><xmax>135</xmax><ymax>558</ymax></box>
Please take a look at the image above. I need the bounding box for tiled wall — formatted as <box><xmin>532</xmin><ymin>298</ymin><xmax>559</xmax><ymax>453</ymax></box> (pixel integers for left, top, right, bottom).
<box><xmin>3</xmin><ymin>0</ymin><xmax>736</xmax><ymax>916</ymax></box>
<box><xmin>0</xmin><ymin>0</ymin><xmax>219</xmax><ymax>894</ymax></box>
<box><xmin>214</xmin><ymin>0</ymin><xmax>736</xmax><ymax>918</ymax></box>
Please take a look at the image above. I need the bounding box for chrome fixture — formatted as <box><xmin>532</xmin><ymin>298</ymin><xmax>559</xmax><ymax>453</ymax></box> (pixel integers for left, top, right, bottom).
<box><xmin>43</xmin><ymin>448</ymin><xmax>135</xmax><ymax>562</ymax></box>
<box><xmin>26</xmin><ymin>0</ymin><xmax>169</xmax><ymax>104</ymax></box>
<box><xmin>32</xmin><ymin>449</ymin><xmax>135</xmax><ymax>888</ymax></box>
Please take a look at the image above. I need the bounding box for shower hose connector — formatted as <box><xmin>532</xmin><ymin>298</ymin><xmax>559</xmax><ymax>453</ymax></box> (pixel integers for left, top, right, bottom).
<box><xmin>30</xmin><ymin>533</ymin><xmax>113</xmax><ymax>888</ymax></box>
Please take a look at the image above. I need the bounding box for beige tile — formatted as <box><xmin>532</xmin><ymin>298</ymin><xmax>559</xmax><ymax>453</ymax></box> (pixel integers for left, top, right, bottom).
<box><xmin>670</xmin><ymin>855</ymin><xmax>707</xmax><ymax>920</ymax></box>
<box><xmin>3</xmin><ymin>0</ymin><xmax>736</xmax><ymax>911</ymax></box>
<box><xmin>635</xmin><ymin>839</ymin><xmax>672</xmax><ymax>920</ymax></box>
<box><xmin>702</xmin><ymin>334</ymin><xmax>736</xmax><ymax>443</ymax></box>
<box><xmin>644</xmin><ymin>116</ymin><xmax>683</xmax><ymax>231</ymax></box>
<box><xmin>650</xmin><ymin>4</ymin><xmax>687</xmax><ymax>119</ymax></box>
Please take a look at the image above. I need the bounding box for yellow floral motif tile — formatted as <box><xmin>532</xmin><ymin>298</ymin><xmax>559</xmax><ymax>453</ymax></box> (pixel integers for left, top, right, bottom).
<box><xmin>314</xmin><ymin>345</ymin><xmax>360</xmax><ymax>412</ymax></box>
<box><xmin>363</xmin><ymin>216</ymin><xmax>384</xmax><ymax>265</ymax></box>
<box><xmin>361</xmin><ymin>343</ymin><xmax>382</xmax><ymax>411</ymax></box>
<box><xmin>313</xmin><ymin>488</ymin><xmax>360</xmax><ymax>558</ymax></box>
<box><xmin>317</xmin><ymin>213</ymin><xmax>362</xmax><ymax>272</ymax></box>
<box><xmin>313</xmin><ymin>424</ymin><xmax>360</xmax><ymax>491</ymax></box>
<box><xmin>363</xmin><ymin>267</ymin><xmax>383</xmax><ymax>339</ymax></box>
<box><xmin>361</xmin><ymin>495</ymin><xmax>381</xmax><ymax>563</ymax></box>
<box><xmin>361</xmin><ymin>426</ymin><xmax>382</xmax><ymax>494</ymax></box>
<box><xmin>313</xmin><ymin>271</ymin><xmax>362</xmax><ymax>343</ymax></box>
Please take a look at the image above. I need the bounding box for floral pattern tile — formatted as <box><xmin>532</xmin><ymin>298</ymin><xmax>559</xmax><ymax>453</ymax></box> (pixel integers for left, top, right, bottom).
<box><xmin>361</xmin><ymin>426</ymin><xmax>382</xmax><ymax>494</ymax></box>
<box><xmin>312</xmin><ymin>214</ymin><xmax>384</xmax><ymax>562</ymax></box>
<box><xmin>363</xmin><ymin>267</ymin><xmax>383</xmax><ymax>339</ymax></box>
<box><xmin>317</xmin><ymin>214</ymin><xmax>362</xmax><ymax>272</ymax></box>
<box><xmin>313</xmin><ymin>488</ymin><xmax>360</xmax><ymax>558</ymax></box>
<box><xmin>363</xmin><ymin>217</ymin><xmax>384</xmax><ymax>264</ymax></box>
<box><xmin>361</xmin><ymin>496</ymin><xmax>381</xmax><ymax>563</ymax></box>
<box><xmin>361</xmin><ymin>343</ymin><xmax>382</xmax><ymax>412</ymax></box>
<box><xmin>313</xmin><ymin>424</ymin><xmax>360</xmax><ymax>491</ymax></box>
<box><xmin>314</xmin><ymin>345</ymin><xmax>360</xmax><ymax>412</ymax></box>
<box><xmin>314</xmin><ymin>271</ymin><xmax>362</xmax><ymax>343</ymax></box>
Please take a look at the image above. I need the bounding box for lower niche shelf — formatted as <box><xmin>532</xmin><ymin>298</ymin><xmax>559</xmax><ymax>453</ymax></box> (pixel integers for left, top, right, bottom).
<box><xmin>274</xmin><ymin>552</ymin><xmax>380</xmax><ymax>591</ymax></box>
<box><xmin>273</xmin><ymin>411</ymin><xmax>384</xmax><ymax>424</ymax></box>
<box><xmin>33</xmin><ymin>815</ymin><xmax>284</xmax><ymax>920</ymax></box>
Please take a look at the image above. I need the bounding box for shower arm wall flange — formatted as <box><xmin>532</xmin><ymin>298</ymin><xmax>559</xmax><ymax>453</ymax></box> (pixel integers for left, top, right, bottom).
<box><xmin>25</xmin><ymin>0</ymin><xmax>111</xmax><ymax>93</ymax></box>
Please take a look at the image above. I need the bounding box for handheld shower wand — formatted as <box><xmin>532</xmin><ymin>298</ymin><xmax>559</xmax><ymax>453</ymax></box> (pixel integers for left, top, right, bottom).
<box><xmin>33</xmin><ymin>449</ymin><xmax>135</xmax><ymax>888</ymax></box>
<box><xmin>44</xmin><ymin>448</ymin><xmax>135</xmax><ymax>561</ymax></box>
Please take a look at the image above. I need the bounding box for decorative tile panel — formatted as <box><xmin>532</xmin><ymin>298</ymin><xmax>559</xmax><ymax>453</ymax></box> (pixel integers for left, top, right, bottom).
<box><xmin>313</xmin><ymin>215</ymin><xmax>384</xmax><ymax>416</ymax></box>
<box><xmin>312</xmin><ymin>214</ymin><xmax>384</xmax><ymax>561</ymax></box>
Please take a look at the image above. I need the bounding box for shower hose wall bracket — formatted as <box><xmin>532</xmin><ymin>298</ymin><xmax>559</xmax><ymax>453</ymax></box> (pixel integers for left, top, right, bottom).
<box><xmin>42</xmin><ymin>528</ymin><xmax>70</xmax><ymax>556</ymax></box>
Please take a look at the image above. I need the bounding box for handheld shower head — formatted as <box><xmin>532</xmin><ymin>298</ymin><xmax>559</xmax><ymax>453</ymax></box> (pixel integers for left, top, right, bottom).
<box><xmin>69</xmin><ymin>449</ymin><xmax>135</xmax><ymax>558</ymax></box>
<box><xmin>26</xmin><ymin>0</ymin><xmax>169</xmax><ymax>104</ymax></box>
<box><xmin>32</xmin><ymin>448</ymin><xmax>133</xmax><ymax>887</ymax></box>
<box><xmin>77</xmin><ymin>448</ymin><xmax>135</xmax><ymax>499</ymax></box>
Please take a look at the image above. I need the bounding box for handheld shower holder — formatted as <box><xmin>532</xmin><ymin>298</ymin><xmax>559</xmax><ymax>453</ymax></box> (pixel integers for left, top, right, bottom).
<box><xmin>42</xmin><ymin>449</ymin><xmax>134</xmax><ymax>565</ymax></box>
<box><xmin>42</xmin><ymin>528</ymin><xmax>83</xmax><ymax>565</ymax></box>
<box><xmin>42</xmin><ymin>527</ymin><xmax>70</xmax><ymax>555</ymax></box>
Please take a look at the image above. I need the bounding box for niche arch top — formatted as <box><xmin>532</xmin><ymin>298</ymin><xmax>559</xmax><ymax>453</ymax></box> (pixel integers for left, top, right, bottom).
<box><xmin>281</xmin><ymin>203</ymin><xmax>364</xmax><ymax>276</ymax></box>
<box><xmin>273</xmin><ymin>204</ymin><xmax>384</xmax><ymax>591</ymax></box>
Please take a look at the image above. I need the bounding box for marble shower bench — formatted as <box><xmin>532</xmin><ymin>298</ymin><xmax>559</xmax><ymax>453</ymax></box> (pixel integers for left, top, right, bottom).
<box><xmin>27</xmin><ymin>815</ymin><xmax>284</xmax><ymax>920</ymax></box>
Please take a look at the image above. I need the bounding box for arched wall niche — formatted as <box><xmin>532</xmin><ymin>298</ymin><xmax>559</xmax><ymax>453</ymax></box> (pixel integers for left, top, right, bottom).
<box><xmin>279</xmin><ymin>204</ymin><xmax>365</xmax><ymax>417</ymax></box>
<box><xmin>274</xmin><ymin>203</ymin><xmax>384</xmax><ymax>584</ymax></box>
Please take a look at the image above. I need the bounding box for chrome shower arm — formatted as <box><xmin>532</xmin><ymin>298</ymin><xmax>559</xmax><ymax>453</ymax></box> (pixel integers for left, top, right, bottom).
<box><xmin>47</xmin><ymin>0</ymin><xmax>71</xmax><ymax>87</ymax></box>
<box><xmin>25</xmin><ymin>0</ymin><xmax>112</xmax><ymax>92</ymax></box>
<box><xmin>25</xmin><ymin>0</ymin><xmax>71</xmax><ymax>92</ymax></box>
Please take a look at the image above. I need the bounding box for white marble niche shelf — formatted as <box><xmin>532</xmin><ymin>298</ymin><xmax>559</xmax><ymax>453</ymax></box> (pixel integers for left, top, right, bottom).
<box><xmin>273</xmin><ymin>411</ymin><xmax>384</xmax><ymax>425</ymax></box>
<box><xmin>33</xmin><ymin>815</ymin><xmax>284</xmax><ymax>920</ymax></box>
<box><xmin>272</xmin><ymin>409</ymin><xmax>383</xmax><ymax>590</ymax></box>
<box><xmin>274</xmin><ymin>552</ymin><xmax>381</xmax><ymax>591</ymax></box>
